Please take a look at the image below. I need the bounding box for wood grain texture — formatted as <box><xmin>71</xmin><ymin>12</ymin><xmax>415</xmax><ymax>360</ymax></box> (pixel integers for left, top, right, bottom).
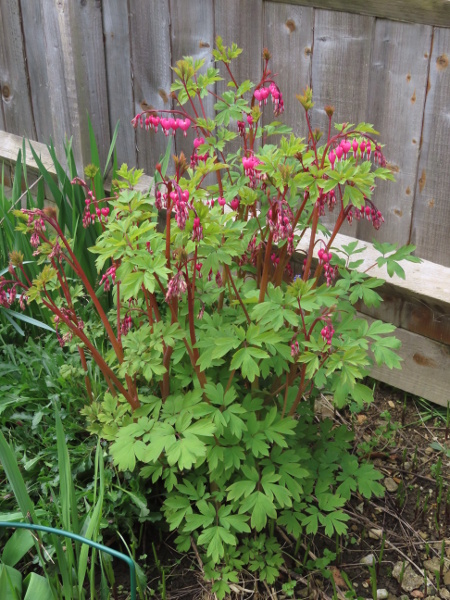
<box><xmin>170</xmin><ymin>0</ymin><xmax>215</xmax><ymax>163</ymax></box>
<box><xmin>355</xmin><ymin>20</ymin><xmax>432</xmax><ymax>246</ymax></box>
<box><xmin>268</xmin><ymin>0</ymin><xmax>450</xmax><ymax>28</ymax></box>
<box><xmin>66</xmin><ymin>0</ymin><xmax>110</xmax><ymax>167</ymax></box>
<box><xmin>214</xmin><ymin>0</ymin><xmax>263</xmax><ymax>154</ymax></box>
<box><xmin>0</xmin><ymin>129</ymin><xmax>154</xmax><ymax>195</ymax></box>
<box><xmin>310</xmin><ymin>9</ymin><xmax>374</xmax><ymax>233</ymax></box>
<box><xmin>102</xmin><ymin>0</ymin><xmax>136</xmax><ymax>168</ymax></box>
<box><xmin>263</xmin><ymin>2</ymin><xmax>314</xmax><ymax>139</ymax></box>
<box><xmin>0</xmin><ymin>0</ymin><xmax>36</xmax><ymax>139</ymax></box>
<box><xmin>410</xmin><ymin>27</ymin><xmax>450</xmax><ymax>267</ymax></box>
<box><xmin>368</xmin><ymin>319</ymin><xmax>450</xmax><ymax>408</ymax></box>
<box><xmin>129</xmin><ymin>0</ymin><xmax>172</xmax><ymax>172</ymax></box>
<box><xmin>20</xmin><ymin>0</ymin><xmax>73</xmax><ymax>161</ymax></box>
<box><xmin>0</xmin><ymin>131</ymin><xmax>54</xmax><ymax>173</ymax></box>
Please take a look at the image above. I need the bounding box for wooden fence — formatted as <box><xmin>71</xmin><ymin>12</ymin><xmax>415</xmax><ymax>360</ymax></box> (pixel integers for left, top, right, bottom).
<box><xmin>1</xmin><ymin>0</ymin><xmax>450</xmax><ymax>405</ymax></box>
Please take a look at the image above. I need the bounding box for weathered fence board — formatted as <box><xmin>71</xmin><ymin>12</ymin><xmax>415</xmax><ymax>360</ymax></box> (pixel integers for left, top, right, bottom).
<box><xmin>215</xmin><ymin>0</ymin><xmax>263</xmax><ymax>153</ymax></box>
<box><xmin>0</xmin><ymin>0</ymin><xmax>36</xmax><ymax>140</ymax></box>
<box><xmin>129</xmin><ymin>0</ymin><xmax>172</xmax><ymax>172</ymax></box>
<box><xmin>269</xmin><ymin>0</ymin><xmax>450</xmax><ymax>28</ymax></box>
<box><xmin>357</xmin><ymin>20</ymin><xmax>432</xmax><ymax>246</ymax></box>
<box><xmin>263</xmin><ymin>2</ymin><xmax>314</xmax><ymax>139</ymax></box>
<box><xmin>102</xmin><ymin>0</ymin><xmax>137</xmax><ymax>169</ymax></box>
<box><xmin>66</xmin><ymin>0</ymin><xmax>110</xmax><ymax>167</ymax></box>
<box><xmin>310</xmin><ymin>10</ymin><xmax>374</xmax><ymax>234</ymax></box>
<box><xmin>170</xmin><ymin>0</ymin><xmax>216</xmax><ymax>162</ymax></box>
<box><xmin>410</xmin><ymin>27</ymin><xmax>450</xmax><ymax>267</ymax></box>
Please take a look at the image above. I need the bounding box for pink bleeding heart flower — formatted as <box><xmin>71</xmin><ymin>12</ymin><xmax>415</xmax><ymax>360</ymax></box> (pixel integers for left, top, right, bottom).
<box><xmin>328</xmin><ymin>150</ymin><xmax>336</xmax><ymax>169</ymax></box>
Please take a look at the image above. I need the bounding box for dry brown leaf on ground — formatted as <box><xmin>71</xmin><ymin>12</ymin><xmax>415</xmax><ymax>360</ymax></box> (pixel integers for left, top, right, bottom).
<box><xmin>330</xmin><ymin>566</ymin><xmax>348</xmax><ymax>589</ymax></box>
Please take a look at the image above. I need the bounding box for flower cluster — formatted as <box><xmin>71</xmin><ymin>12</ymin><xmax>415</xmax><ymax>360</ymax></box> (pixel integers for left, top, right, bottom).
<box><xmin>165</xmin><ymin>271</ymin><xmax>187</xmax><ymax>302</ymax></box>
<box><xmin>254</xmin><ymin>83</ymin><xmax>284</xmax><ymax>116</ymax></box>
<box><xmin>132</xmin><ymin>113</ymin><xmax>191</xmax><ymax>137</ymax></box>
<box><xmin>266</xmin><ymin>199</ymin><xmax>294</xmax><ymax>247</ymax></box>
<box><xmin>190</xmin><ymin>137</ymin><xmax>209</xmax><ymax>167</ymax></box>
<box><xmin>318</xmin><ymin>248</ymin><xmax>336</xmax><ymax>286</ymax></box>
<box><xmin>321</xmin><ymin>322</ymin><xmax>335</xmax><ymax>345</ymax></box>
<box><xmin>328</xmin><ymin>138</ymin><xmax>386</xmax><ymax>169</ymax></box>
<box><xmin>347</xmin><ymin>203</ymin><xmax>385</xmax><ymax>230</ymax></box>
<box><xmin>100</xmin><ymin>264</ymin><xmax>117</xmax><ymax>292</ymax></box>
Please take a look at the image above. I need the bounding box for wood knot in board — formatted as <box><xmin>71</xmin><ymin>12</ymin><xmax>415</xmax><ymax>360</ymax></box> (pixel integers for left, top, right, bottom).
<box><xmin>436</xmin><ymin>54</ymin><xmax>449</xmax><ymax>70</ymax></box>
<box><xmin>386</xmin><ymin>162</ymin><xmax>399</xmax><ymax>173</ymax></box>
<box><xmin>419</xmin><ymin>169</ymin><xmax>426</xmax><ymax>193</ymax></box>
<box><xmin>394</xmin><ymin>209</ymin><xmax>403</xmax><ymax>217</ymax></box>
<box><xmin>158</xmin><ymin>89</ymin><xmax>169</xmax><ymax>104</ymax></box>
<box><xmin>406</xmin><ymin>73</ymin><xmax>411</xmax><ymax>82</ymax></box>
<box><xmin>405</xmin><ymin>186</ymin><xmax>411</xmax><ymax>195</ymax></box>
<box><xmin>304</xmin><ymin>47</ymin><xmax>312</xmax><ymax>57</ymax></box>
<box><xmin>2</xmin><ymin>84</ymin><xmax>10</xmax><ymax>101</ymax></box>
<box><xmin>285</xmin><ymin>19</ymin><xmax>296</xmax><ymax>33</ymax></box>
<box><xmin>428</xmin><ymin>198</ymin><xmax>435</xmax><ymax>208</ymax></box>
<box><xmin>199</xmin><ymin>41</ymin><xmax>210</xmax><ymax>48</ymax></box>
<box><xmin>410</xmin><ymin>90</ymin><xmax>416</xmax><ymax>104</ymax></box>
<box><xmin>413</xmin><ymin>353</ymin><xmax>437</xmax><ymax>368</ymax></box>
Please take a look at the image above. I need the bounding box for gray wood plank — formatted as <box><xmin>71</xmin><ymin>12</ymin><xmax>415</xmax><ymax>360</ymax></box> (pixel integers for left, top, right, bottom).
<box><xmin>102</xmin><ymin>0</ymin><xmax>136</xmax><ymax>169</ymax></box>
<box><xmin>129</xmin><ymin>0</ymin><xmax>172</xmax><ymax>172</ymax></box>
<box><xmin>214</xmin><ymin>0</ymin><xmax>264</xmax><ymax>90</ymax></box>
<box><xmin>368</xmin><ymin>320</ymin><xmax>450</xmax><ymax>408</ymax></box>
<box><xmin>214</xmin><ymin>0</ymin><xmax>263</xmax><ymax>154</ymax></box>
<box><xmin>170</xmin><ymin>0</ymin><xmax>215</xmax><ymax>164</ymax></box>
<box><xmin>0</xmin><ymin>0</ymin><xmax>36</xmax><ymax>139</ymax></box>
<box><xmin>268</xmin><ymin>0</ymin><xmax>450</xmax><ymax>28</ymax></box>
<box><xmin>263</xmin><ymin>2</ymin><xmax>314</xmax><ymax>139</ymax></box>
<box><xmin>310</xmin><ymin>9</ymin><xmax>374</xmax><ymax>233</ymax></box>
<box><xmin>311</xmin><ymin>10</ymin><xmax>374</xmax><ymax>131</ymax></box>
<box><xmin>354</xmin><ymin>20</ymin><xmax>432</xmax><ymax>247</ymax></box>
<box><xmin>19</xmin><ymin>1</ymin><xmax>69</xmax><ymax>161</ymax></box>
<box><xmin>410</xmin><ymin>27</ymin><xmax>450</xmax><ymax>267</ymax></box>
<box><xmin>66</xmin><ymin>0</ymin><xmax>111</xmax><ymax>168</ymax></box>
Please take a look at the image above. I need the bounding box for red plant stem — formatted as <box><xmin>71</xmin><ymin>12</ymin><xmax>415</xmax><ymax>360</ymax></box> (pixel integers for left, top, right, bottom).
<box><xmin>312</xmin><ymin>206</ymin><xmax>347</xmax><ymax>281</ymax></box>
<box><xmin>18</xmin><ymin>264</ymin><xmax>32</xmax><ymax>287</ymax></box>
<box><xmin>224</xmin><ymin>62</ymin><xmax>239</xmax><ymax>89</ymax></box>
<box><xmin>224</xmin><ymin>369</ymin><xmax>236</xmax><ymax>394</ymax></box>
<box><xmin>116</xmin><ymin>281</ymin><xmax>122</xmax><ymax>344</ymax></box>
<box><xmin>184</xmin><ymin>267</ymin><xmax>199</xmax><ymax>363</ymax></box>
<box><xmin>165</xmin><ymin>199</ymin><xmax>172</xmax><ymax>272</ymax></box>
<box><xmin>258</xmin><ymin>230</ymin><xmax>274</xmax><ymax>303</ymax></box>
<box><xmin>288</xmin><ymin>363</ymin><xmax>307</xmax><ymax>417</ymax></box>
<box><xmin>304</xmin><ymin>108</ymin><xmax>318</xmax><ymax>164</ymax></box>
<box><xmin>41</xmin><ymin>296</ymin><xmax>139</xmax><ymax>409</ymax></box>
<box><xmin>302</xmin><ymin>204</ymin><xmax>319</xmax><ymax>282</ymax></box>
<box><xmin>224</xmin><ymin>265</ymin><xmax>251</xmax><ymax>324</ymax></box>
<box><xmin>142</xmin><ymin>287</ymin><xmax>155</xmax><ymax>329</ymax></box>
<box><xmin>77</xmin><ymin>345</ymin><xmax>94</xmax><ymax>403</ymax></box>
<box><xmin>44</xmin><ymin>217</ymin><xmax>124</xmax><ymax>364</ymax></box>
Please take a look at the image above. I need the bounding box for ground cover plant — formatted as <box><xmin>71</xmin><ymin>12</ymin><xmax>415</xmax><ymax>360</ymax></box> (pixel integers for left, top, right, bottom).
<box><xmin>0</xmin><ymin>40</ymin><xmax>423</xmax><ymax>597</ymax></box>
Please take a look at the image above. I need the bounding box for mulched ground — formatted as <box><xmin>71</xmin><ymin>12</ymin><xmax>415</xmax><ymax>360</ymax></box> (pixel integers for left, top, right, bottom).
<box><xmin>136</xmin><ymin>383</ymin><xmax>450</xmax><ymax>600</ymax></box>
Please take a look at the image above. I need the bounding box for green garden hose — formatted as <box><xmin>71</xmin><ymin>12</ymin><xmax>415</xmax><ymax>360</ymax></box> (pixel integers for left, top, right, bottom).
<box><xmin>0</xmin><ymin>521</ymin><xmax>137</xmax><ymax>600</ymax></box>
